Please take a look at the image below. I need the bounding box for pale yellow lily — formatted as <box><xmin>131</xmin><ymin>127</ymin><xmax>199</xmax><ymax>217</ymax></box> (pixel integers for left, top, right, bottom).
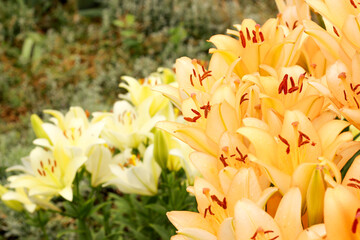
<box><xmin>7</xmin><ymin>144</ymin><xmax>87</xmax><ymax>201</ymax></box>
<box><xmin>104</xmin><ymin>145</ymin><xmax>161</xmax><ymax>196</ymax></box>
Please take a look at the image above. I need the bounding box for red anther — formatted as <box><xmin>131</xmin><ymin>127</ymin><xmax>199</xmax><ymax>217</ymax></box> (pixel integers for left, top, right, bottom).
<box><xmin>299</xmin><ymin>131</ymin><xmax>310</xmax><ymax>140</ymax></box>
<box><xmin>251</xmin><ymin>230</ymin><xmax>258</xmax><ymax>239</ymax></box>
<box><xmin>37</xmin><ymin>169</ymin><xmax>43</xmax><ymax>176</ymax></box>
<box><xmin>288</xmin><ymin>87</ymin><xmax>299</xmax><ymax>93</ymax></box>
<box><xmin>354</xmin><ymin>97</ymin><xmax>360</xmax><ymax>108</ymax></box>
<box><xmin>290</xmin><ymin>76</ymin><xmax>295</xmax><ymax>87</ymax></box>
<box><xmin>311</xmin><ymin>142</ymin><xmax>316</xmax><ymax>146</ymax></box>
<box><xmin>219</xmin><ymin>154</ymin><xmax>228</xmax><ymax>167</ymax></box>
<box><xmin>240</xmin><ymin>93</ymin><xmax>249</xmax><ymax>105</ymax></box>
<box><xmin>270</xmin><ymin>236</ymin><xmax>279</xmax><ymax>240</ymax></box>
<box><xmin>200</xmin><ymin>101</ymin><xmax>211</xmax><ymax>118</ymax></box>
<box><xmin>352</xmin><ymin>208</ymin><xmax>360</xmax><ymax>233</ymax></box>
<box><xmin>202</xmin><ymin>65</ymin><xmax>205</xmax><ymax>72</ymax></box>
<box><xmin>211</xmin><ymin>195</ymin><xmax>227</xmax><ymax>209</ymax></box>
<box><xmin>264</xmin><ymin>230</ymin><xmax>274</xmax><ymax>234</ymax></box>
<box><xmin>348</xmin><ymin>183</ymin><xmax>360</xmax><ymax>189</ymax></box>
<box><xmin>292</xmin><ymin>20</ymin><xmax>298</xmax><ymax>30</ymax></box>
<box><xmin>285</xmin><ymin>21</ymin><xmax>290</xmax><ymax>28</ymax></box>
<box><xmin>350</xmin><ymin>178</ymin><xmax>360</xmax><ymax>184</ymax></box>
<box><xmin>184</xmin><ymin>109</ymin><xmax>202</xmax><ymax>122</ymax></box>
<box><xmin>191</xmin><ymin>109</ymin><xmax>200</xmax><ymax>115</ymax></box>
<box><xmin>192</xmin><ymin>69</ymin><xmax>197</xmax><ymax>77</ymax></box>
<box><xmin>40</xmin><ymin>161</ymin><xmax>44</xmax><ymax>169</ymax></box>
<box><xmin>278</xmin><ymin>74</ymin><xmax>289</xmax><ymax>94</ymax></box>
<box><xmin>190</xmin><ymin>74</ymin><xmax>194</xmax><ymax>86</ymax></box>
<box><xmin>298</xmin><ymin>131</ymin><xmax>311</xmax><ymax>147</ymax></box>
<box><xmin>240</xmin><ymin>30</ymin><xmax>246</xmax><ymax>48</ymax></box>
<box><xmin>259</xmin><ymin>31</ymin><xmax>264</xmax><ymax>42</ymax></box>
<box><xmin>333</xmin><ymin>26</ymin><xmax>340</xmax><ymax>37</ymax></box>
<box><xmin>344</xmin><ymin>91</ymin><xmax>348</xmax><ymax>101</ymax></box>
<box><xmin>204</xmin><ymin>206</ymin><xmax>214</xmax><ymax>218</ymax></box>
<box><xmin>278</xmin><ymin>135</ymin><xmax>290</xmax><ymax>154</ymax></box>
<box><xmin>43</xmin><ymin>170</ymin><xmax>46</xmax><ymax>176</ymax></box>
<box><xmin>51</xmin><ymin>166</ymin><xmax>54</xmax><ymax>173</ymax></box>
<box><xmin>246</xmin><ymin>27</ymin><xmax>251</xmax><ymax>40</ymax></box>
<box><xmin>85</xmin><ymin>109</ymin><xmax>90</xmax><ymax>118</ymax></box>
<box><xmin>230</xmin><ymin>154</ymin><xmax>235</xmax><ymax>157</ymax></box>
<box><xmin>350</xmin><ymin>0</ymin><xmax>358</xmax><ymax>8</ymax></box>
<box><xmin>350</xmin><ymin>83</ymin><xmax>360</xmax><ymax>92</ymax></box>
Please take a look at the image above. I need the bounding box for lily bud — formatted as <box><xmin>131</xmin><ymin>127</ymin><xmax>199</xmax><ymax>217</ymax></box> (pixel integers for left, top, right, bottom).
<box><xmin>30</xmin><ymin>114</ymin><xmax>50</xmax><ymax>142</ymax></box>
<box><xmin>0</xmin><ymin>185</ymin><xmax>23</xmax><ymax>211</ymax></box>
<box><xmin>154</xmin><ymin>129</ymin><xmax>169</xmax><ymax>170</ymax></box>
<box><xmin>306</xmin><ymin>167</ymin><xmax>326</xmax><ymax>226</ymax></box>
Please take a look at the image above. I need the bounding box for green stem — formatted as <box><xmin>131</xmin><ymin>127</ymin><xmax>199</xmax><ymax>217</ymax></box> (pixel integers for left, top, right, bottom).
<box><xmin>77</xmin><ymin>218</ymin><xmax>92</xmax><ymax>240</ymax></box>
<box><xmin>37</xmin><ymin>211</ymin><xmax>49</xmax><ymax>240</ymax></box>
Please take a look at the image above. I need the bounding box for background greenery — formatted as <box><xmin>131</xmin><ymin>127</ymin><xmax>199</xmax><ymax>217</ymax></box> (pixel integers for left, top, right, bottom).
<box><xmin>0</xmin><ymin>0</ymin><xmax>277</xmax><ymax>239</ymax></box>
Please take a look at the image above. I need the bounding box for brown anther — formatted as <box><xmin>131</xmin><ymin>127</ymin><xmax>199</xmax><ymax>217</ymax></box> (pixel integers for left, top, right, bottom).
<box><xmin>43</xmin><ymin>170</ymin><xmax>46</xmax><ymax>176</ymax></box>
<box><xmin>333</xmin><ymin>26</ymin><xmax>340</xmax><ymax>37</ymax></box>
<box><xmin>350</xmin><ymin>0</ymin><xmax>358</xmax><ymax>8</ymax></box>
<box><xmin>48</xmin><ymin>159</ymin><xmax>51</xmax><ymax>165</ymax></box>
<box><xmin>51</xmin><ymin>166</ymin><xmax>54</xmax><ymax>173</ymax></box>
<box><xmin>219</xmin><ymin>154</ymin><xmax>228</xmax><ymax>167</ymax></box>
<box><xmin>192</xmin><ymin>69</ymin><xmax>197</xmax><ymax>78</ymax></box>
<box><xmin>278</xmin><ymin>74</ymin><xmax>289</xmax><ymax>94</ymax></box>
<box><xmin>204</xmin><ymin>206</ymin><xmax>214</xmax><ymax>218</ymax></box>
<box><xmin>240</xmin><ymin>93</ymin><xmax>249</xmax><ymax>105</ymax></box>
<box><xmin>352</xmin><ymin>208</ymin><xmax>360</xmax><ymax>233</ymax></box>
<box><xmin>344</xmin><ymin>91</ymin><xmax>348</xmax><ymax>101</ymax></box>
<box><xmin>288</xmin><ymin>76</ymin><xmax>299</xmax><ymax>93</ymax></box>
<box><xmin>354</xmin><ymin>97</ymin><xmax>360</xmax><ymax>109</ymax></box>
<box><xmin>40</xmin><ymin>161</ymin><xmax>44</xmax><ymax>169</ymax></box>
<box><xmin>190</xmin><ymin>74</ymin><xmax>194</xmax><ymax>86</ymax></box>
<box><xmin>292</xmin><ymin>20</ymin><xmax>298</xmax><ymax>30</ymax></box>
<box><xmin>240</xmin><ymin>30</ymin><xmax>246</xmax><ymax>48</ymax></box>
<box><xmin>298</xmin><ymin>130</ymin><xmax>311</xmax><ymax>147</ymax></box>
<box><xmin>351</xmin><ymin>83</ymin><xmax>360</xmax><ymax>92</ymax></box>
<box><xmin>200</xmin><ymin>102</ymin><xmax>211</xmax><ymax>118</ymax></box>
<box><xmin>285</xmin><ymin>22</ymin><xmax>290</xmax><ymax>28</ymax></box>
<box><xmin>236</xmin><ymin>147</ymin><xmax>247</xmax><ymax>163</ymax></box>
<box><xmin>230</xmin><ymin>154</ymin><xmax>235</xmax><ymax>157</ymax></box>
<box><xmin>37</xmin><ymin>169</ymin><xmax>43</xmax><ymax>176</ymax></box>
<box><xmin>259</xmin><ymin>31</ymin><xmax>264</xmax><ymax>42</ymax></box>
<box><xmin>211</xmin><ymin>195</ymin><xmax>227</xmax><ymax>209</ymax></box>
<box><xmin>246</xmin><ymin>27</ymin><xmax>251</xmax><ymax>40</ymax></box>
<box><xmin>348</xmin><ymin>178</ymin><xmax>360</xmax><ymax>189</ymax></box>
<box><xmin>278</xmin><ymin>135</ymin><xmax>290</xmax><ymax>154</ymax></box>
<box><xmin>184</xmin><ymin>108</ymin><xmax>202</xmax><ymax>122</ymax></box>
<box><xmin>198</xmin><ymin>70</ymin><xmax>212</xmax><ymax>86</ymax></box>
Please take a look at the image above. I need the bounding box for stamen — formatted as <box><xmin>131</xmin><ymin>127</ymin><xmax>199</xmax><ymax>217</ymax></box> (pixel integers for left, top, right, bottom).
<box><xmin>292</xmin><ymin>20</ymin><xmax>298</xmax><ymax>30</ymax></box>
<box><xmin>344</xmin><ymin>91</ymin><xmax>348</xmax><ymax>101</ymax></box>
<box><xmin>240</xmin><ymin>93</ymin><xmax>249</xmax><ymax>105</ymax></box>
<box><xmin>184</xmin><ymin>108</ymin><xmax>202</xmax><ymax>122</ymax></box>
<box><xmin>333</xmin><ymin>26</ymin><xmax>340</xmax><ymax>37</ymax></box>
<box><xmin>246</xmin><ymin>27</ymin><xmax>251</xmax><ymax>40</ymax></box>
<box><xmin>240</xmin><ymin>30</ymin><xmax>246</xmax><ymax>48</ymax></box>
<box><xmin>190</xmin><ymin>74</ymin><xmax>194</xmax><ymax>86</ymax></box>
<box><xmin>354</xmin><ymin>97</ymin><xmax>360</xmax><ymax>109</ymax></box>
<box><xmin>85</xmin><ymin>109</ymin><xmax>90</xmax><ymax>118</ymax></box>
<box><xmin>40</xmin><ymin>161</ymin><xmax>44</xmax><ymax>169</ymax></box>
<box><xmin>278</xmin><ymin>135</ymin><xmax>290</xmax><ymax>154</ymax></box>
<box><xmin>259</xmin><ymin>31</ymin><xmax>264</xmax><ymax>42</ymax></box>
<box><xmin>338</xmin><ymin>72</ymin><xmax>347</xmax><ymax>81</ymax></box>
<box><xmin>37</xmin><ymin>169</ymin><xmax>43</xmax><ymax>176</ymax></box>
<box><xmin>352</xmin><ymin>208</ymin><xmax>360</xmax><ymax>233</ymax></box>
<box><xmin>200</xmin><ymin>102</ymin><xmax>211</xmax><ymax>118</ymax></box>
<box><xmin>278</xmin><ymin>74</ymin><xmax>289</xmax><ymax>94</ymax></box>
<box><xmin>350</xmin><ymin>0</ymin><xmax>358</xmax><ymax>8</ymax></box>
<box><xmin>211</xmin><ymin>195</ymin><xmax>227</xmax><ymax>209</ymax></box>
<box><xmin>219</xmin><ymin>154</ymin><xmax>228</xmax><ymax>167</ymax></box>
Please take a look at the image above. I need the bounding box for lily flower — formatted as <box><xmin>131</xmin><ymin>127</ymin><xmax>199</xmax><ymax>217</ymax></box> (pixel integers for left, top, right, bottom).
<box><xmin>104</xmin><ymin>144</ymin><xmax>161</xmax><ymax>196</ymax></box>
<box><xmin>6</xmin><ymin>144</ymin><xmax>87</xmax><ymax>201</ymax></box>
<box><xmin>167</xmin><ymin>167</ymin><xmax>278</xmax><ymax>239</ymax></box>
<box><xmin>33</xmin><ymin>106</ymin><xmax>105</xmax><ymax>156</ymax></box>
<box><xmin>94</xmin><ymin>100</ymin><xmax>164</xmax><ymax>151</ymax></box>
<box><xmin>237</xmin><ymin>110</ymin><xmax>353</xmax><ymax>194</ymax></box>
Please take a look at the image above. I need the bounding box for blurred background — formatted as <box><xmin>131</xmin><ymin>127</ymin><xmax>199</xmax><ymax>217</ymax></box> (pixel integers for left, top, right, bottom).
<box><xmin>0</xmin><ymin>0</ymin><xmax>277</xmax><ymax>237</ymax></box>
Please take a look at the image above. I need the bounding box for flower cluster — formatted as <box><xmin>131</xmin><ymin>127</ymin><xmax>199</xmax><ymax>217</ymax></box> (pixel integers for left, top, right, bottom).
<box><xmin>1</xmin><ymin>68</ymin><xmax>195</xmax><ymax>213</ymax></box>
<box><xmin>155</xmin><ymin>1</ymin><xmax>360</xmax><ymax>239</ymax></box>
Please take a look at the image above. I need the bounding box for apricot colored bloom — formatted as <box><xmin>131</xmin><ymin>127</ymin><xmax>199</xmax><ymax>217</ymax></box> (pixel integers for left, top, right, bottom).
<box><xmin>237</xmin><ymin>110</ymin><xmax>353</xmax><ymax>194</ymax></box>
<box><xmin>7</xmin><ymin>144</ymin><xmax>87</xmax><ymax>201</ymax></box>
<box><xmin>167</xmin><ymin>167</ymin><xmax>278</xmax><ymax>239</ymax></box>
<box><xmin>209</xmin><ymin>17</ymin><xmax>304</xmax><ymax>76</ymax></box>
<box><xmin>276</xmin><ymin>0</ymin><xmax>310</xmax><ymax>28</ymax></box>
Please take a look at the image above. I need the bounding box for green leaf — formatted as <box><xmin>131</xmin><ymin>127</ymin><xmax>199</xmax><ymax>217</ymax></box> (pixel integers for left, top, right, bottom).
<box><xmin>149</xmin><ymin>224</ymin><xmax>171</xmax><ymax>240</ymax></box>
